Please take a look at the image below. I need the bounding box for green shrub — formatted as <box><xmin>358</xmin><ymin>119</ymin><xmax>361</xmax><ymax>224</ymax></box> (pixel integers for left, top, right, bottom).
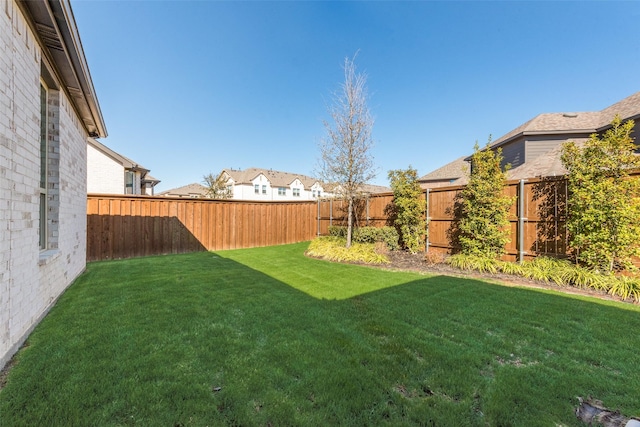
<box><xmin>498</xmin><ymin>261</ymin><xmax>525</xmax><ymax>277</ymax></box>
<box><xmin>567</xmin><ymin>266</ymin><xmax>610</xmax><ymax>290</ymax></box>
<box><xmin>521</xmin><ymin>257</ymin><xmax>574</xmax><ymax>286</ymax></box>
<box><xmin>448</xmin><ymin>254</ymin><xmax>640</xmax><ymax>303</ymax></box>
<box><xmin>387</xmin><ymin>167</ymin><xmax>427</xmax><ymax>254</ymax></box>
<box><xmin>328</xmin><ymin>225</ymin><xmax>347</xmax><ymax>237</ymax></box>
<box><xmin>609</xmin><ymin>276</ymin><xmax>640</xmax><ymax>302</ymax></box>
<box><xmin>447</xmin><ymin>254</ymin><xmax>499</xmax><ymax>273</ymax></box>
<box><xmin>307</xmin><ymin>236</ymin><xmax>390</xmax><ymax>264</ymax></box>
<box><xmin>329</xmin><ymin>226</ymin><xmax>399</xmax><ymax>251</ymax></box>
<box><xmin>455</xmin><ymin>140</ymin><xmax>513</xmax><ymax>259</ymax></box>
<box><xmin>352</xmin><ymin>226</ymin><xmax>379</xmax><ymax>243</ymax></box>
<box><xmin>561</xmin><ymin>116</ymin><xmax>640</xmax><ymax>272</ymax></box>
<box><xmin>370</xmin><ymin>227</ymin><xmax>400</xmax><ymax>251</ymax></box>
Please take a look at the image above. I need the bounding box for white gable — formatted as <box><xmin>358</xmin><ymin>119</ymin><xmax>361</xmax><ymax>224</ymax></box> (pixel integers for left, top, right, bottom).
<box><xmin>252</xmin><ymin>173</ymin><xmax>271</xmax><ymax>185</ymax></box>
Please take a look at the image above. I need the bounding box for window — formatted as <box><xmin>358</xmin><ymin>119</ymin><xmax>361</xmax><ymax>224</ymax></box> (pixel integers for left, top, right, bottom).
<box><xmin>38</xmin><ymin>69</ymin><xmax>60</xmax><ymax>253</ymax></box>
<box><xmin>318</xmin><ymin>191</ymin><xmax>322</xmax><ymax>197</ymax></box>
<box><xmin>293</xmin><ymin>188</ymin><xmax>300</xmax><ymax>197</ymax></box>
<box><xmin>254</xmin><ymin>184</ymin><xmax>259</xmax><ymax>194</ymax></box>
<box><xmin>39</xmin><ymin>83</ymin><xmax>48</xmax><ymax>249</ymax></box>
<box><xmin>278</xmin><ymin>187</ymin><xmax>286</xmax><ymax>196</ymax></box>
<box><xmin>124</xmin><ymin>171</ymin><xmax>134</xmax><ymax>194</ymax></box>
<box><xmin>312</xmin><ymin>190</ymin><xmax>316</xmax><ymax>198</ymax></box>
<box><xmin>262</xmin><ymin>185</ymin><xmax>267</xmax><ymax>194</ymax></box>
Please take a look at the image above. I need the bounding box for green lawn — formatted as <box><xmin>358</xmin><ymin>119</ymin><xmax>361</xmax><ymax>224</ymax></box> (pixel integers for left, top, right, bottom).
<box><xmin>1</xmin><ymin>242</ymin><xmax>639</xmax><ymax>426</ymax></box>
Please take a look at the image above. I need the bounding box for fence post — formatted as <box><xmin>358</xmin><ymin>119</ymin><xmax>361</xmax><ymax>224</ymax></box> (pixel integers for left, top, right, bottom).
<box><xmin>366</xmin><ymin>195</ymin><xmax>370</xmax><ymax>226</ymax></box>
<box><xmin>329</xmin><ymin>199</ymin><xmax>333</xmax><ymax>227</ymax></box>
<box><xmin>518</xmin><ymin>179</ymin><xmax>527</xmax><ymax>263</ymax></box>
<box><xmin>317</xmin><ymin>199</ymin><xmax>320</xmax><ymax>237</ymax></box>
<box><xmin>425</xmin><ymin>188</ymin><xmax>430</xmax><ymax>253</ymax></box>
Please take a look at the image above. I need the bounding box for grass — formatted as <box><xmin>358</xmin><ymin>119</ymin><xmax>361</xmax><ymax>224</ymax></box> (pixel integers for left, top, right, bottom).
<box><xmin>1</xmin><ymin>242</ymin><xmax>640</xmax><ymax>426</ymax></box>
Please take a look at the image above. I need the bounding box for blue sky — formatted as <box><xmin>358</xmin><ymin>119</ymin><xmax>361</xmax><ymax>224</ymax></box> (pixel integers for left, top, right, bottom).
<box><xmin>72</xmin><ymin>1</ymin><xmax>640</xmax><ymax>191</ymax></box>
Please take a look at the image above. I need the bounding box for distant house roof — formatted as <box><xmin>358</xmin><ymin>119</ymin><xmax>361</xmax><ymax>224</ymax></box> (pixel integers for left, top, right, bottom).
<box><xmin>358</xmin><ymin>183</ymin><xmax>392</xmax><ymax>194</ymax></box>
<box><xmin>599</xmin><ymin>91</ymin><xmax>640</xmax><ymax>126</ymax></box>
<box><xmin>88</xmin><ymin>139</ymin><xmax>149</xmax><ymax>172</ymax></box>
<box><xmin>489</xmin><ymin>91</ymin><xmax>640</xmax><ymax>150</ymax></box>
<box><xmin>222</xmin><ymin>168</ymin><xmax>321</xmax><ymax>188</ymax></box>
<box><xmin>142</xmin><ymin>175</ymin><xmax>161</xmax><ymax>186</ymax></box>
<box><xmin>323</xmin><ymin>182</ymin><xmax>391</xmax><ymax>195</ymax></box>
<box><xmin>158</xmin><ymin>183</ymin><xmax>209</xmax><ymax>198</ymax></box>
<box><xmin>418</xmin><ymin>156</ymin><xmax>470</xmax><ymax>183</ymax></box>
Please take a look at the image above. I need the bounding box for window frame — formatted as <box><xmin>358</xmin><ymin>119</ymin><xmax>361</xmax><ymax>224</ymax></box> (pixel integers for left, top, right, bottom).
<box><xmin>39</xmin><ymin>81</ymin><xmax>48</xmax><ymax>250</ymax></box>
<box><xmin>124</xmin><ymin>170</ymin><xmax>135</xmax><ymax>194</ymax></box>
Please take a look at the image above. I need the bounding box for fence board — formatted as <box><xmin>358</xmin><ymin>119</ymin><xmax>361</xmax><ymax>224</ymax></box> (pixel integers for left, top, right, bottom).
<box><xmin>87</xmin><ymin>195</ymin><xmax>321</xmax><ymax>261</ymax></box>
<box><xmin>88</xmin><ymin>175</ymin><xmax>578</xmax><ymax>262</ymax></box>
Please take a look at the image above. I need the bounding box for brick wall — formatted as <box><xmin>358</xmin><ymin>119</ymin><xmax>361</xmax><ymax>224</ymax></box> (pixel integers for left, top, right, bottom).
<box><xmin>0</xmin><ymin>0</ymin><xmax>89</xmax><ymax>369</ymax></box>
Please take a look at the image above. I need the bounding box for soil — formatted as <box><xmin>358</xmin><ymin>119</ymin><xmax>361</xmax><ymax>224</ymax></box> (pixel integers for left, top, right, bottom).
<box><xmin>374</xmin><ymin>250</ymin><xmax>632</xmax><ymax>304</ymax></box>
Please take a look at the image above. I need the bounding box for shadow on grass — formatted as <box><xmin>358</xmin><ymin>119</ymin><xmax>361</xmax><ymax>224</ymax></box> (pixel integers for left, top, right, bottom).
<box><xmin>2</xmin><ymin>246</ymin><xmax>640</xmax><ymax>426</ymax></box>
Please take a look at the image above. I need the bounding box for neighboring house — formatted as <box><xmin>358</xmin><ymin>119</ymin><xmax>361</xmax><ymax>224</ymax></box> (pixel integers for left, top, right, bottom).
<box><xmin>220</xmin><ymin>168</ymin><xmax>329</xmax><ymax>201</ymax></box>
<box><xmin>418</xmin><ymin>156</ymin><xmax>470</xmax><ymax>189</ymax></box>
<box><xmin>422</xmin><ymin>91</ymin><xmax>640</xmax><ymax>187</ymax></box>
<box><xmin>158</xmin><ymin>183</ymin><xmax>210</xmax><ymax>198</ymax></box>
<box><xmin>87</xmin><ymin>138</ymin><xmax>160</xmax><ymax>195</ymax></box>
<box><xmin>486</xmin><ymin>91</ymin><xmax>640</xmax><ymax>173</ymax></box>
<box><xmin>1</xmin><ymin>0</ymin><xmax>106</xmax><ymax>368</ymax></box>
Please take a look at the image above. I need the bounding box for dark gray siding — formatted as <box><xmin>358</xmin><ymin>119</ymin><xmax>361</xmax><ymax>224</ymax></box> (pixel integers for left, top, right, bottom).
<box><xmin>524</xmin><ymin>134</ymin><xmax>590</xmax><ymax>163</ymax></box>
<box><xmin>500</xmin><ymin>139</ymin><xmax>525</xmax><ymax>169</ymax></box>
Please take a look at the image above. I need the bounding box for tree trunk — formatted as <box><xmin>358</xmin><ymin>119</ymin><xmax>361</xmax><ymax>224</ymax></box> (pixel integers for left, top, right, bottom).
<box><xmin>346</xmin><ymin>197</ymin><xmax>353</xmax><ymax>248</ymax></box>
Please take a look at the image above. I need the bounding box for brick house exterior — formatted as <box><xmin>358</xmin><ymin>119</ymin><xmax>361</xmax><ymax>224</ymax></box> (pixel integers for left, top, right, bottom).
<box><xmin>1</xmin><ymin>0</ymin><xmax>106</xmax><ymax>368</ymax></box>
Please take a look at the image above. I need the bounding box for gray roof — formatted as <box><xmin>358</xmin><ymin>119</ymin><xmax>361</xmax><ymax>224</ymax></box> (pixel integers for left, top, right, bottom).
<box><xmin>222</xmin><ymin>168</ymin><xmax>321</xmax><ymax>189</ymax></box>
<box><xmin>158</xmin><ymin>183</ymin><xmax>209</xmax><ymax>197</ymax></box>
<box><xmin>490</xmin><ymin>91</ymin><xmax>640</xmax><ymax>149</ymax></box>
<box><xmin>418</xmin><ymin>156</ymin><xmax>470</xmax><ymax>182</ymax></box>
<box><xmin>507</xmin><ymin>144</ymin><xmax>569</xmax><ymax>180</ymax></box>
<box><xmin>142</xmin><ymin>175</ymin><xmax>161</xmax><ymax>185</ymax></box>
<box><xmin>358</xmin><ymin>183</ymin><xmax>392</xmax><ymax>194</ymax></box>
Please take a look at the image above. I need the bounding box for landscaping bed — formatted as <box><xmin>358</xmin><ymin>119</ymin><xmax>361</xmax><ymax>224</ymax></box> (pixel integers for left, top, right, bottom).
<box><xmin>381</xmin><ymin>250</ymin><xmax>628</xmax><ymax>304</ymax></box>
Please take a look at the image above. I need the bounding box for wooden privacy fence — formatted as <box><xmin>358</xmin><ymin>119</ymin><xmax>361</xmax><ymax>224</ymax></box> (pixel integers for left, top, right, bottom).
<box><xmin>88</xmin><ymin>176</ymin><xmax>569</xmax><ymax>262</ymax></box>
<box><xmin>426</xmin><ymin>177</ymin><xmax>568</xmax><ymax>262</ymax></box>
<box><xmin>87</xmin><ymin>195</ymin><xmax>317</xmax><ymax>261</ymax></box>
<box><xmin>317</xmin><ymin>177</ymin><xmax>569</xmax><ymax>262</ymax></box>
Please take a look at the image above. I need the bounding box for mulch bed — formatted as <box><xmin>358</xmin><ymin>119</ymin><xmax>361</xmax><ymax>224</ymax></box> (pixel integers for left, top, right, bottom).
<box><xmin>376</xmin><ymin>250</ymin><xmax>630</xmax><ymax>304</ymax></box>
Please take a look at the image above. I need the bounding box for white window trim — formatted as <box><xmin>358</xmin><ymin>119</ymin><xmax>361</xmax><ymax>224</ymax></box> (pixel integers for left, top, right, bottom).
<box><xmin>39</xmin><ymin>80</ymin><xmax>48</xmax><ymax>250</ymax></box>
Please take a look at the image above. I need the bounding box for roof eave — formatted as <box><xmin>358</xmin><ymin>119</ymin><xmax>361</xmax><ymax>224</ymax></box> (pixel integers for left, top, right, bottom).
<box><xmin>18</xmin><ymin>0</ymin><xmax>107</xmax><ymax>138</ymax></box>
<box><xmin>485</xmin><ymin>128</ymin><xmax>597</xmax><ymax>153</ymax></box>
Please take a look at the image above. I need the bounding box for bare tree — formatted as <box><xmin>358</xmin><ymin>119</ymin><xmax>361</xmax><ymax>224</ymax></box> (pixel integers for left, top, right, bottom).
<box><xmin>202</xmin><ymin>172</ymin><xmax>232</xmax><ymax>199</ymax></box>
<box><xmin>318</xmin><ymin>54</ymin><xmax>377</xmax><ymax>247</ymax></box>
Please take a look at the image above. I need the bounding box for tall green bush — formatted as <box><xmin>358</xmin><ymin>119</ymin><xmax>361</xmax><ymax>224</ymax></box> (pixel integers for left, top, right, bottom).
<box><xmin>387</xmin><ymin>167</ymin><xmax>426</xmax><ymax>254</ymax></box>
<box><xmin>456</xmin><ymin>141</ymin><xmax>513</xmax><ymax>258</ymax></box>
<box><xmin>561</xmin><ymin>116</ymin><xmax>640</xmax><ymax>272</ymax></box>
